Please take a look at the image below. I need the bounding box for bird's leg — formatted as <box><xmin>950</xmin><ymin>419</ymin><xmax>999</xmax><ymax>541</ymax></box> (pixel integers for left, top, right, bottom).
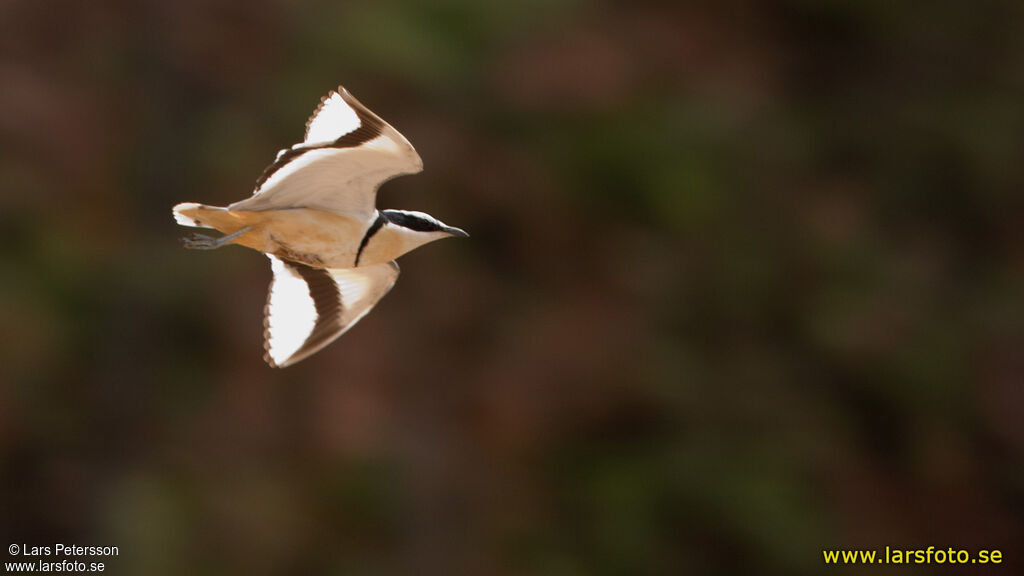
<box><xmin>181</xmin><ymin>226</ymin><xmax>252</xmax><ymax>250</ymax></box>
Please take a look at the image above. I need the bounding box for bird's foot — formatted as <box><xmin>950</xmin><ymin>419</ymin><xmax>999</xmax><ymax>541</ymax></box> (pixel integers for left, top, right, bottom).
<box><xmin>181</xmin><ymin>233</ymin><xmax>220</xmax><ymax>250</ymax></box>
<box><xmin>181</xmin><ymin>227</ymin><xmax>252</xmax><ymax>250</ymax></box>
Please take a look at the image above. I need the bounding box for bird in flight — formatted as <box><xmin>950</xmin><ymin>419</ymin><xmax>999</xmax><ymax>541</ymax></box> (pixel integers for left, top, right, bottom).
<box><xmin>173</xmin><ymin>86</ymin><xmax>467</xmax><ymax>367</ymax></box>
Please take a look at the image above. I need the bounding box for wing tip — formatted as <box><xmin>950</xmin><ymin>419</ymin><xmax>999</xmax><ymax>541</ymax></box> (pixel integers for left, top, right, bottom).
<box><xmin>333</xmin><ymin>85</ymin><xmax>355</xmax><ymax>104</ymax></box>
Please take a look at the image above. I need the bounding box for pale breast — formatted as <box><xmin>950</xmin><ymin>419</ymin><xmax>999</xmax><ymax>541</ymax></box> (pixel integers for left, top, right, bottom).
<box><xmin>232</xmin><ymin>208</ymin><xmax>366</xmax><ymax>268</ymax></box>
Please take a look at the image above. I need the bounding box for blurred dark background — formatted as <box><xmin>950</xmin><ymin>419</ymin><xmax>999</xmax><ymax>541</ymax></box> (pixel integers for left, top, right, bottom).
<box><xmin>2</xmin><ymin>0</ymin><xmax>1023</xmax><ymax>574</ymax></box>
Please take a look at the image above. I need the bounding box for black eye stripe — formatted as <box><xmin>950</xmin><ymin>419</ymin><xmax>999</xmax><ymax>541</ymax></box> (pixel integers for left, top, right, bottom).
<box><xmin>382</xmin><ymin>210</ymin><xmax>442</xmax><ymax>232</ymax></box>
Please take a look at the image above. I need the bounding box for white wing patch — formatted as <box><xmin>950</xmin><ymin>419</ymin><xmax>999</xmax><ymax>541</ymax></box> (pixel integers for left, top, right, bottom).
<box><xmin>263</xmin><ymin>255</ymin><xmax>400</xmax><ymax>367</ymax></box>
<box><xmin>264</xmin><ymin>255</ymin><xmax>320</xmax><ymax>367</ymax></box>
<box><xmin>304</xmin><ymin>90</ymin><xmax>361</xmax><ymax>145</ymax></box>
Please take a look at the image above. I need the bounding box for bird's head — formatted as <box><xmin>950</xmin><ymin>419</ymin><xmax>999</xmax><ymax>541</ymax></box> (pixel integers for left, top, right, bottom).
<box><xmin>357</xmin><ymin>209</ymin><xmax>467</xmax><ymax>264</ymax></box>
<box><xmin>382</xmin><ymin>209</ymin><xmax>468</xmax><ymax>239</ymax></box>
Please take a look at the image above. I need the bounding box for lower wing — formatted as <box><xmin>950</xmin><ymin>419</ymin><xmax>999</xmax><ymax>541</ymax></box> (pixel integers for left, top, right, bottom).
<box><xmin>263</xmin><ymin>255</ymin><xmax>400</xmax><ymax>367</ymax></box>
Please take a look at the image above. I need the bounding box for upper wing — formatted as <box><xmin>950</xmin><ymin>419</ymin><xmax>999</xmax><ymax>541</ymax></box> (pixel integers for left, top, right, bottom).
<box><xmin>230</xmin><ymin>87</ymin><xmax>423</xmax><ymax>221</ymax></box>
<box><xmin>263</xmin><ymin>255</ymin><xmax>400</xmax><ymax>368</ymax></box>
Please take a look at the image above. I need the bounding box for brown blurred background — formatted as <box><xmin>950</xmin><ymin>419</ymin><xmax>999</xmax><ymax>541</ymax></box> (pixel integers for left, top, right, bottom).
<box><xmin>2</xmin><ymin>0</ymin><xmax>1023</xmax><ymax>574</ymax></box>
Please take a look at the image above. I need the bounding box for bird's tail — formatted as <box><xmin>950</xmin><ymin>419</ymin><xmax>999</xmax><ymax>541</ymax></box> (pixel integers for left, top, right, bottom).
<box><xmin>173</xmin><ymin>202</ymin><xmax>221</xmax><ymax>229</ymax></box>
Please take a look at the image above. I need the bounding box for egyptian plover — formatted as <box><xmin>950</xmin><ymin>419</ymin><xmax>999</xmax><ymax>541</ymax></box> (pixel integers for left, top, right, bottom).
<box><xmin>173</xmin><ymin>87</ymin><xmax>466</xmax><ymax>367</ymax></box>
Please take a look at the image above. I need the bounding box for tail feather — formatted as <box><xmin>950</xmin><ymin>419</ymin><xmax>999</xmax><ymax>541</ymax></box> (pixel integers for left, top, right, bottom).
<box><xmin>173</xmin><ymin>202</ymin><xmax>217</xmax><ymax>228</ymax></box>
